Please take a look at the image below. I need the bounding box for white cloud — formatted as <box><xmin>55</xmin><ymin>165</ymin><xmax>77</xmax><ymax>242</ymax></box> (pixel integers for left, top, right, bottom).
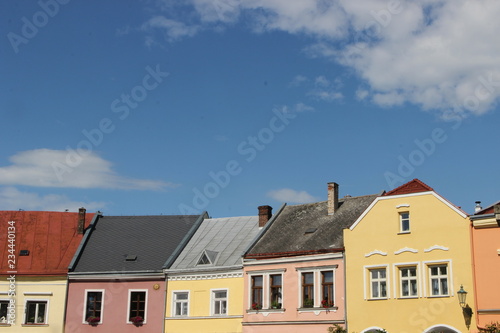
<box><xmin>294</xmin><ymin>103</ymin><xmax>315</xmax><ymax>113</ymax></box>
<box><xmin>267</xmin><ymin>188</ymin><xmax>318</xmax><ymax>204</ymax></box>
<box><xmin>0</xmin><ymin>149</ymin><xmax>176</xmax><ymax>190</ymax></box>
<box><xmin>289</xmin><ymin>74</ymin><xmax>308</xmax><ymax>87</ymax></box>
<box><xmin>0</xmin><ymin>187</ymin><xmax>106</xmax><ymax>212</ymax></box>
<box><xmin>155</xmin><ymin>0</ymin><xmax>500</xmax><ymax>117</ymax></box>
<box><xmin>142</xmin><ymin>16</ymin><xmax>200</xmax><ymax>42</ymax></box>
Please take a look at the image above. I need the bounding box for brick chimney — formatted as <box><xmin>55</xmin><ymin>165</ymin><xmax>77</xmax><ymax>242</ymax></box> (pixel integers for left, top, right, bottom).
<box><xmin>78</xmin><ymin>207</ymin><xmax>86</xmax><ymax>234</ymax></box>
<box><xmin>327</xmin><ymin>182</ymin><xmax>339</xmax><ymax>215</ymax></box>
<box><xmin>258</xmin><ymin>205</ymin><xmax>273</xmax><ymax>227</ymax></box>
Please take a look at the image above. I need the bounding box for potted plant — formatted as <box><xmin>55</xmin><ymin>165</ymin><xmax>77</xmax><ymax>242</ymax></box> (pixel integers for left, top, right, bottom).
<box><xmin>303</xmin><ymin>298</ymin><xmax>314</xmax><ymax>308</ymax></box>
<box><xmin>251</xmin><ymin>302</ymin><xmax>261</xmax><ymax>311</ymax></box>
<box><xmin>130</xmin><ymin>316</ymin><xmax>144</xmax><ymax>327</ymax></box>
<box><xmin>86</xmin><ymin>316</ymin><xmax>100</xmax><ymax>326</ymax></box>
<box><xmin>271</xmin><ymin>300</ymin><xmax>281</xmax><ymax>309</ymax></box>
<box><xmin>321</xmin><ymin>299</ymin><xmax>334</xmax><ymax>308</ymax></box>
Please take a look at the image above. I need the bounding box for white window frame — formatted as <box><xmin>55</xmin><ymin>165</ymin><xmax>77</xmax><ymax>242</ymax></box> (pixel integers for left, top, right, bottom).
<box><xmin>399</xmin><ymin>212</ymin><xmax>410</xmax><ymax>233</ymax></box>
<box><xmin>423</xmin><ymin>260</ymin><xmax>453</xmax><ymax>298</ymax></box>
<box><xmin>399</xmin><ymin>266</ymin><xmax>418</xmax><ymax>298</ymax></box>
<box><xmin>210</xmin><ymin>289</ymin><xmax>228</xmax><ymax>316</ymax></box>
<box><xmin>364</xmin><ymin>265</ymin><xmax>389</xmax><ymax>300</ymax></box>
<box><xmin>246</xmin><ymin>269</ymin><xmax>286</xmax><ymax>310</ymax></box>
<box><xmin>82</xmin><ymin>289</ymin><xmax>104</xmax><ymax>324</ymax></box>
<box><xmin>24</xmin><ymin>299</ymin><xmax>49</xmax><ymax>325</ymax></box>
<box><xmin>296</xmin><ymin>266</ymin><xmax>337</xmax><ymax>309</ymax></box>
<box><xmin>127</xmin><ymin>289</ymin><xmax>148</xmax><ymax>324</ymax></box>
<box><xmin>172</xmin><ymin>291</ymin><xmax>189</xmax><ymax>317</ymax></box>
<box><xmin>0</xmin><ymin>299</ymin><xmax>12</xmax><ymax>324</ymax></box>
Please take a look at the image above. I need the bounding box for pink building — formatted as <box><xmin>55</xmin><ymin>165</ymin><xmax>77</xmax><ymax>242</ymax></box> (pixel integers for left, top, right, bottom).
<box><xmin>242</xmin><ymin>183</ymin><xmax>378</xmax><ymax>333</ymax></box>
<box><xmin>65</xmin><ymin>213</ymin><xmax>206</xmax><ymax>332</ymax></box>
<box><xmin>471</xmin><ymin>201</ymin><xmax>500</xmax><ymax>331</ymax></box>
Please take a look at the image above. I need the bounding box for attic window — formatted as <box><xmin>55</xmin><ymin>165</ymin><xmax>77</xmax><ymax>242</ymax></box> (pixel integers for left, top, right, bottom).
<box><xmin>197</xmin><ymin>250</ymin><xmax>218</xmax><ymax>266</ymax></box>
<box><xmin>19</xmin><ymin>250</ymin><xmax>30</xmax><ymax>256</ymax></box>
<box><xmin>305</xmin><ymin>228</ymin><xmax>317</xmax><ymax>234</ymax></box>
<box><xmin>125</xmin><ymin>255</ymin><xmax>137</xmax><ymax>261</ymax></box>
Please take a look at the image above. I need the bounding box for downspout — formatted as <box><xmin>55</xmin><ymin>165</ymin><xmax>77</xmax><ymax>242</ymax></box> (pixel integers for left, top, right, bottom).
<box><xmin>470</xmin><ymin>217</ymin><xmax>487</xmax><ymax>331</ymax></box>
<box><xmin>343</xmin><ymin>250</ymin><xmax>348</xmax><ymax>332</ymax></box>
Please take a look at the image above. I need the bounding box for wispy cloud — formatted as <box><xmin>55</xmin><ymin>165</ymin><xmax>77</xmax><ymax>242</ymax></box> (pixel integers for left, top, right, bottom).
<box><xmin>0</xmin><ymin>187</ymin><xmax>106</xmax><ymax>212</ymax></box>
<box><xmin>0</xmin><ymin>149</ymin><xmax>177</xmax><ymax>190</ymax></box>
<box><xmin>149</xmin><ymin>0</ymin><xmax>500</xmax><ymax>117</ymax></box>
<box><xmin>267</xmin><ymin>188</ymin><xmax>318</xmax><ymax>204</ymax></box>
<box><xmin>142</xmin><ymin>16</ymin><xmax>200</xmax><ymax>42</ymax></box>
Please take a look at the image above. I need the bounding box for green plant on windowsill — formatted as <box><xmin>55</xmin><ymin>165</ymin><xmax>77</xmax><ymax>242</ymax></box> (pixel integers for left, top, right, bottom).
<box><xmin>271</xmin><ymin>300</ymin><xmax>281</xmax><ymax>309</ymax></box>
<box><xmin>303</xmin><ymin>298</ymin><xmax>314</xmax><ymax>308</ymax></box>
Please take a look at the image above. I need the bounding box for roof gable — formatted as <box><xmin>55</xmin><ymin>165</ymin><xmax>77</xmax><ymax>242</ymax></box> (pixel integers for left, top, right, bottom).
<box><xmin>384</xmin><ymin>179</ymin><xmax>433</xmax><ymax>196</ymax></box>
<box><xmin>0</xmin><ymin>210</ymin><xmax>94</xmax><ymax>275</ymax></box>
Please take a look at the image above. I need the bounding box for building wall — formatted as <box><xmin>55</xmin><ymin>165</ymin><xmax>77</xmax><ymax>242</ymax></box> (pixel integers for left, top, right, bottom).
<box><xmin>0</xmin><ymin>276</ymin><xmax>67</xmax><ymax>333</ymax></box>
<box><xmin>242</xmin><ymin>254</ymin><xmax>345</xmax><ymax>333</ymax></box>
<box><xmin>65</xmin><ymin>279</ymin><xmax>165</xmax><ymax>333</ymax></box>
<box><xmin>471</xmin><ymin>216</ymin><xmax>500</xmax><ymax>329</ymax></box>
<box><xmin>344</xmin><ymin>192</ymin><xmax>476</xmax><ymax>333</ymax></box>
<box><xmin>165</xmin><ymin>274</ymin><xmax>244</xmax><ymax>333</ymax></box>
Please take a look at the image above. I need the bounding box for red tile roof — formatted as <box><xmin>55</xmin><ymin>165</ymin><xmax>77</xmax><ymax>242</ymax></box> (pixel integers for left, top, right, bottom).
<box><xmin>384</xmin><ymin>179</ymin><xmax>434</xmax><ymax>196</ymax></box>
<box><xmin>0</xmin><ymin>210</ymin><xmax>93</xmax><ymax>275</ymax></box>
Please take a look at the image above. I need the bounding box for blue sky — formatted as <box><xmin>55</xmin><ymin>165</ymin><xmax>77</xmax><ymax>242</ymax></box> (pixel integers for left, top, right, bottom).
<box><xmin>1</xmin><ymin>0</ymin><xmax>499</xmax><ymax>217</ymax></box>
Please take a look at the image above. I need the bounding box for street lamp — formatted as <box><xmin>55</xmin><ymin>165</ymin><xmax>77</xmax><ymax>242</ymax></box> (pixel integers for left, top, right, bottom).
<box><xmin>457</xmin><ymin>285</ymin><xmax>467</xmax><ymax>308</ymax></box>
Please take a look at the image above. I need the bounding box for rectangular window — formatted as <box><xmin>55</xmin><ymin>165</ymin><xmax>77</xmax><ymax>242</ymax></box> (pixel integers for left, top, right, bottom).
<box><xmin>270</xmin><ymin>274</ymin><xmax>282</xmax><ymax>308</ymax></box>
<box><xmin>400</xmin><ymin>212</ymin><xmax>410</xmax><ymax>233</ymax></box>
<box><xmin>251</xmin><ymin>275</ymin><xmax>263</xmax><ymax>309</ymax></box>
<box><xmin>370</xmin><ymin>268</ymin><xmax>387</xmax><ymax>299</ymax></box>
<box><xmin>321</xmin><ymin>271</ymin><xmax>334</xmax><ymax>307</ymax></box>
<box><xmin>173</xmin><ymin>292</ymin><xmax>189</xmax><ymax>316</ymax></box>
<box><xmin>129</xmin><ymin>291</ymin><xmax>146</xmax><ymax>322</ymax></box>
<box><xmin>25</xmin><ymin>300</ymin><xmax>47</xmax><ymax>324</ymax></box>
<box><xmin>212</xmin><ymin>290</ymin><xmax>227</xmax><ymax>315</ymax></box>
<box><xmin>430</xmin><ymin>265</ymin><xmax>449</xmax><ymax>296</ymax></box>
<box><xmin>85</xmin><ymin>291</ymin><xmax>103</xmax><ymax>322</ymax></box>
<box><xmin>400</xmin><ymin>267</ymin><xmax>418</xmax><ymax>297</ymax></box>
<box><xmin>302</xmin><ymin>272</ymin><xmax>314</xmax><ymax>307</ymax></box>
<box><xmin>0</xmin><ymin>300</ymin><xmax>9</xmax><ymax>323</ymax></box>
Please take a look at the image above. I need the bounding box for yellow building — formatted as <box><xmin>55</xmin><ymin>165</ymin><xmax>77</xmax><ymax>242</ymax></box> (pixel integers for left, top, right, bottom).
<box><xmin>164</xmin><ymin>213</ymin><xmax>265</xmax><ymax>333</ymax></box>
<box><xmin>344</xmin><ymin>179</ymin><xmax>475</xmax><ymax>333</ymax></box>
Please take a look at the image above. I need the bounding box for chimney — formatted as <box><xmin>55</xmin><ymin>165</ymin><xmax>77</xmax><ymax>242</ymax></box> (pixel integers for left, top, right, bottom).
<box><xmin>494</xmin><ymin>204</ymin><xmax>500</xmax><ymax>221</ymax></box>
<box><xmin>78</xmin><ymin>207</ymin><xmax>86</xmax><ymax>234</ymax></box>
<box><xmin>328</xmin><ymin>182</ymin><xmax>339</xmax><ymax>215</ymax></box>
<box><xmin>474</xmin><ymin>201</ymin><xmax>482</xmax><ymax>213</ymax></box>
<box><xmin>258</xmin><ymin>205</ymin><xmax>272</xmax><ymax>227</ymax></box>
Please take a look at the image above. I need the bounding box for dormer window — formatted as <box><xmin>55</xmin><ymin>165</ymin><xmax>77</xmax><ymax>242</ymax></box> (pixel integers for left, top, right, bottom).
<box><xmin>399</xmin><ymin>212</ymin><xmax>410</xmax><ymax>233</ymax></box>
<box><xmin>196</xmin><ymin>250</ymin><xmax>218</xmax><ymax>266</ymax></box>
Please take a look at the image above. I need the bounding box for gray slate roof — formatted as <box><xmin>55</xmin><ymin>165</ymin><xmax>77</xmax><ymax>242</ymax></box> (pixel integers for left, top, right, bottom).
<box><xmin>247</xmin><ymin>194</ymin><xmax>379</xmax><ymax>256</ymax></box>
<box><xmin>72</xmin><ymin>214</ymin><xmax>201</xmax><ymax>273</ymax></box>
<box><xmin>169</xmin><ymin>216</ymin><xmax>259</xmax><ymax>271</ymax></box>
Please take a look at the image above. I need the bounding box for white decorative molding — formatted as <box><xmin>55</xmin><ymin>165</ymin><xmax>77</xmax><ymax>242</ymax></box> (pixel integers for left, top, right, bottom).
<box><xmin>424</xmin><ymin>245</ymin><xmax>449</xmax><ymax>253</ymax></box>
<box><xmin>365</xmin><ymin>250</ymin><xmax>388</xmax><ymax>257</ymax></box>
<box><xmin>396</xmin><ymin>204</ymin><xmax>410</xmax><ymax>208</ymax></box>
<box><xmin>394</xmin><ymin>247</ymin><xmax>418</xmax><ymax>255</ymax></box>
<box><xmin>167</xmin><ymin>272</ymin><xmax>243</xmax><ymax>281</ymax></box>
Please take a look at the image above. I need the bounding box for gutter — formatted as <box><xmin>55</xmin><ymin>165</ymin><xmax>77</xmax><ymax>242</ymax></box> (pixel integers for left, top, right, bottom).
<box><xmin>244</xmin><ymin>247</ymin><xmax>344</xmax><ymax>260</ymax></box>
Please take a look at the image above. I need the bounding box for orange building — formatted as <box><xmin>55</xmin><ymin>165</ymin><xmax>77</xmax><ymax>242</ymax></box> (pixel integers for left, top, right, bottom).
<box><xmin>470</xmin><ymin>201</ymin><xmax>500</xmax><ymax>331</ymax></box>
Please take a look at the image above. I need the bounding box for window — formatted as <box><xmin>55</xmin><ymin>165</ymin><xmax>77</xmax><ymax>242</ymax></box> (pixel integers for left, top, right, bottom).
<box><xmin>0</xmin><ymin>300</ymin><xmax>10</xmax><ymax>324</ymax></box>
<box><xmin>400</xmin><ymin>212</ymin><xmax>410</xmax><ymax>233</ymax></box>
<box><xmin>212</xmin><ymin>290</ymin><xmax>227</xmax><ymax>315</ymax></box>
<box><xmin>429</xmin><ymin>265</ymin><xmax>448</xmax><ymax>296</ymax></box>
<box><xmin>84</xmin><ymin>291</ymin><xmax>103</xmax><ymax>322</ymax></box>
<box><xmin>173</xmin><ymin>292</ymin><xmax>189</xmax><ymax>316</ymax></box>
<box><xmin>129</xmin><ymin>291</ymin><xmax>146</xmax><ymax>322</ymax></box>
<box><xmin>270</xmin><ymin>274</ymin><xmax>282</xmax><ymax>308</ymax></box>
<box><xmin>370</xmin><ymin>268</ymin><xmax>387</xmax><ymax>299</ymax></box>
<box><xmin>25</xmin><ymin>300</ymin><xmax>47</xmax><ymax>324</ymax></box>
<box><xmin>321</xmin><ymin>271</ymin><xmax>334</xmax><ymax>306</ymax></box>
<box><xmin>302</xmin><ymin>272</ymin><xmax>314</xmax><ymax>307</ymax></box>
<box><xmin>251</xmin><ymin>275</ymin><xmax>263</xmax><ymax>309</ymax></box>
<box><xmin>400</xmin><ymin>267</ymin><xmax>418</xmax><ymax>297</ymax></box>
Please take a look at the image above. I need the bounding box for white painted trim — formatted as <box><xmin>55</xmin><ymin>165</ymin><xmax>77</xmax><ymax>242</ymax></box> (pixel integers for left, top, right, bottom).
<box><xmin>363</xmin><ymin>264</ymin><xmax>390</xmax><ymax>300</ymax></box>
<box><xmin>210</xmin><ymin>288</ymin><xmax>229</xmax><ymax>316</ymax></box>
<box><xmin>296</xmin><ymin>267</ymin><xmax>337</xmax><ymax>308</ymax></box>
<box><xmin>392</xmin><ymin>262</ymin><xmax>420</xmax><ymax>298</ymax></box>
<box><xmin>82</xmin><ymin>289</ymin><xmax>105</xmax><ymax>324</ymax></box>
<box><xmin>424</xmin><ymin>245</ymin><xmax>449</xmax><ymax>252</ymax></box>
<box><xmin>23</xmin><ymin>292</ymin><xmax>53</xmax><ymax>296</ymax></box>
<box><xmin>365</xmin><ymin>250</ymin><xmax>388</xmax><ymax>257</ymax></box>
<box><xmin>171</xmin><ymin>290</ymin><xmax>190</xmax><ymax>317</ymax></box>
<box><xmin>396</xmin><ymin>204</ymin><xmax>410</xmax><ymax>208</ymax></box>
<box><xmin>126</xmin><ymin>289</ymin><xmax>148</xmax><ymax>324</ymax></box>
<box><xmin>244</xmin><ymin>252</ymin><xmax>343</xmax><ymax>266</ymax></box>
<box><xmin>167</xmin><ymin>272</ymin><xmax>242</xmax><ymax>281</ymax></box>
<box><xmin>423</xmin><ymin>259</ymin><xmax>454</xmax><ymax>297</ymax></box>
<box><xmin>350</xmin><ymin>191</ymin><xmax>467</xmax><ymax>231</ymax></box>
<box><xmin>361</xmin><ymin>326</ymin><xmax>388</xmax><ymax>333</ymax></box>
<box><xmin>23</xmin><ymin>298</ymin><xmax>49</xmax><ymax>325</ymax></box>
<box><xmin>423</xmin><ymin>324</ymin><xmax>460</xmax><ymax>332</ymax></box>
<box><xmin>394</xmin><ymin>247</ymin><xmax>418</xmax><ymax>255</ymax></box>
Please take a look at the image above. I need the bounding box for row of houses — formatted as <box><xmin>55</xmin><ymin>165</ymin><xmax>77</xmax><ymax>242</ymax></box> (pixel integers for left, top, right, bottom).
<box><xmin>0</xmin><ymin>179</ymin><xmax>498</xmax><ymax>332</ymax></box>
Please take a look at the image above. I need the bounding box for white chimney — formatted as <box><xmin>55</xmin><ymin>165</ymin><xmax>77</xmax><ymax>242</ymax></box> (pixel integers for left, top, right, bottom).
<box><xmin>474</xmin><ymin>201</ymin><xmax>482</xmax><ymax>213</ymax></box>
<box><xmin>328</xmin><ymin>182</ymin><xmax>339</xmax><ymax>215</ymax></box>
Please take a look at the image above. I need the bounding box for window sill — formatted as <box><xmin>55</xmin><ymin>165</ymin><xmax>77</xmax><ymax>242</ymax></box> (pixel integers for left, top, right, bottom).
<box><xmin>22</xmin><ymin>324</ymin><xmax>49</xmax><ymax>327</ymax></box>
<box><xmin>298</xmin><ymin>307</ymin><xmax>338</xmax><ymax>311</ymax></box>
<box><xmin>0</xmin><ymin>323</ymin><xmax>12</xmax><ymax>326</ymax></box>
<box><xmin>246</xmin><ymin>308</ymin><xmax>286</xmax><ymax>313</ymax></box>
<box><xmin>397</xmin><ymin>296</ymin><xmax>419</xmax><ymax>299</ymax></box>
<box><xmin>367</xmin><ymin>298</ymin><xmax>388</xmax><ymax>301</ymax></box>
<box><xmin>427</xmin><ymin>294</ymin><xmax>450</xmax><ymax>298</ymax></box>
<box><xmin>398</xmin><ymin>231</ymin><xmax>411</xmax><ymax>235</ymax></box>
